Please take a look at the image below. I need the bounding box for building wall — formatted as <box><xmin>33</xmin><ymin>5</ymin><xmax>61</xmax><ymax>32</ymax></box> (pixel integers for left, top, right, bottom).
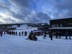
<box><xmin>49</xmin><ymin>18</ymin><xmax>72</xmax><ymax>36</ymax></box>
<box><xmin>50</xmin><ymin>18</ymin><xmax>72</xmax><ymax>27</ymax></box>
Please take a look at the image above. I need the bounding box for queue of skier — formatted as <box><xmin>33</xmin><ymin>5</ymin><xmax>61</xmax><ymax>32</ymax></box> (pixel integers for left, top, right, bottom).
<box><xmin>6</xmin><ymin>31</ymin><xmax>27</xmax><ymax>36</ymax></box>
<box><xmin>0</xmin><ymin>30</ymin><xmax>71</xmax><ymax>41</ymax></box>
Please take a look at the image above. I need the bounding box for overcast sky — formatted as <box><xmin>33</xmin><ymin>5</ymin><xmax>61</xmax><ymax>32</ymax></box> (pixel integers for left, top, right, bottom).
<box><xmin>0</xmin><ymin>0</ymin><xmax>72</xmax><ymax>23</ymax></box>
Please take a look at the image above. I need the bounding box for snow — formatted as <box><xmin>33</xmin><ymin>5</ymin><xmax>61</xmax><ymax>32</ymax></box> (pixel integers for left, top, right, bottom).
<box><xmin>16</xmin><ymin>25</ymin><xmax>28</xmax><ymax>29</ymax></box>
<box><xmin>9</xmin><ymin>25</ymin><xmax>38</xmax><ymax>36</ymax></box>
<box><xmin>0</xmin><ymin>25</ymin><xmax>72</xmax><ymax>54</ymax></box>
<box><xmin>0</xmin><ymin>34</ymin><xmax>72</xmax><ymax>54</ymax></box>
<box><xmin>14</xmin><ymin>25</ymin><xmax>37</xmax><ymax>32</ymax></box>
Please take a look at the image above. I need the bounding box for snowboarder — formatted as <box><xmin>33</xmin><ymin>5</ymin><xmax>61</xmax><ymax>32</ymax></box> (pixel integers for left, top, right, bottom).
<box><xmin>28</xmin><ymin>31</ymin><xmax>37</xmax><ymax>41</ymax></box>
<box><xmin>32</xmin><ymin>33</ymin><xmax>37</xmax><ymax>41</ymax></box>
<box><xmin>28</xmin><ymin>31</ymin><xmax>33</xmax><ymax>40</ymax></box>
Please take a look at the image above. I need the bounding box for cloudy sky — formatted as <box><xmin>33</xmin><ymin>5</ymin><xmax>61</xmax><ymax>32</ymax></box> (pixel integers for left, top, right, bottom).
<box><xmin>0</xmin><ymin>0</ymin><xmax>72</xmax><ymax>23</ymax></box>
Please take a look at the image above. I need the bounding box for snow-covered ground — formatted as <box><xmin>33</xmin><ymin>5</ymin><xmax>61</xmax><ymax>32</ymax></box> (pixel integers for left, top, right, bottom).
<box><xmin>0</xmin><ymin>34</ymin><xmax>72</xmax><ymax>54</ymax></box>
<box><xmin>0</xmin><ymin>25</ymin><xmax>72</xmax><ymax>54</ymax></box>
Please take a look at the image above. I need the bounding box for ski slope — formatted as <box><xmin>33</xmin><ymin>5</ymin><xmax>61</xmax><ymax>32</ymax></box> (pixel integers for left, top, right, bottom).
<box><xmin>0</xmin><ymin>34</ymin><xmax>72</xmax><ymax>54</ymax></box>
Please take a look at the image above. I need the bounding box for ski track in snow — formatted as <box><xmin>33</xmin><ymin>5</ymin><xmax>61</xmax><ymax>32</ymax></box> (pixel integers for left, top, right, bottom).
<box><xmin>0</xmin><ymin>35</ymin><xmax>72</xmax><ymax>54</ymax></box>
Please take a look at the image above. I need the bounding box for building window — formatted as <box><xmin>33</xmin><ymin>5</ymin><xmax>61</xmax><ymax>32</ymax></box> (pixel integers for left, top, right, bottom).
<box><xmin>60</xmin><ymin>24</ymin><xmax>63</xmax><ymax>27</ymax></box>
<box><xmin>52</xmin><ymin>24</ymin><xmax>55</xmax><ymax>27</ymax></box>
<box><xmin>56</xmin><ymin>24</ymin><xmax>59</xmax><ymax>27</ymax></box>
<box><xmin>52</xmin><ymin>24</ymin><xmax>59</xmax><ymax>27</ymax></box>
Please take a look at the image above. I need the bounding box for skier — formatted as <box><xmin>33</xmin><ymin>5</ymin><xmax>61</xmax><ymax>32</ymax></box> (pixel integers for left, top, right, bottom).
<box><xmin>49</xmin><ymin>31</ymin><xmax>53</xmax><ymax>40</ymax></box>
<box><xmin>25</xmin><ymin>31</ymin><xmax>27</xmax><ymax>36</ymax></box>
<box><xmin>19</xmin><ymin>32</ymin><xmax>21</xmax><ymax>36</ymax></box>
